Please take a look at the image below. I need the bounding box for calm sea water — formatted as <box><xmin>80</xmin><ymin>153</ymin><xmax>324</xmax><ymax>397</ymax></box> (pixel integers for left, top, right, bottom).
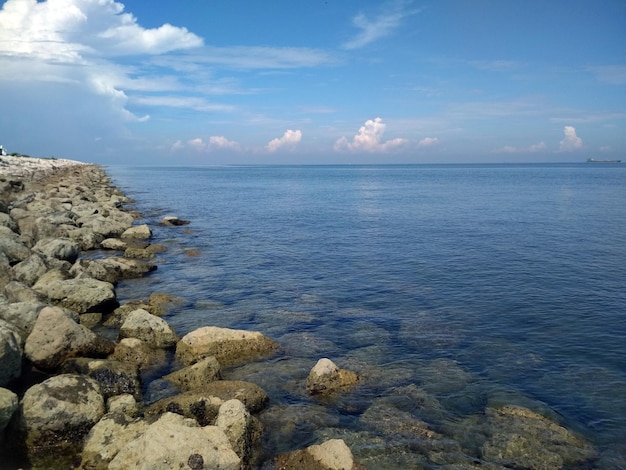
<box><xmin>107</xmin><ymin>163</ymin><xmax>626</xmax><ymax>467</ymax></box>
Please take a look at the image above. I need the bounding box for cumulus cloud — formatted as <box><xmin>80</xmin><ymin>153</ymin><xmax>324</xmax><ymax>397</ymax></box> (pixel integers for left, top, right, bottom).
<box><xmin>174</xmin><ymin>136</ymin><xmax>240</xmax><ymax>153</ymax></box>
<box><xmin>266</xmin><ymin>130</ymin><xmax>302</xmax><ymax>152</ymax></box>
<box><xmin>418</xmin><ymin>137</ymin><xmax>439</xmax><ymax>147</ymax></box>
<box><xmin>209</xmin><ymin>136</ymin><xmax>240</xmax><ymax>150</ymax></box>
<box><xmin>334</xmin><ymin>117</ymin><xmax>408</xmax><ymax>153</ymax></box>
<box><xmin>559</xmin><ymin>126</ymin><xmax>583</xmax><ymax>151</ymax></box>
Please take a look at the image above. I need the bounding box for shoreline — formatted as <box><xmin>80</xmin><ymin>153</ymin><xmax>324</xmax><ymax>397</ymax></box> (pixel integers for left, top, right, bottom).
<box><xmin>0</xmin><ymin>157</ymin><xmax>609</xmax><ymax>469</ymax></box>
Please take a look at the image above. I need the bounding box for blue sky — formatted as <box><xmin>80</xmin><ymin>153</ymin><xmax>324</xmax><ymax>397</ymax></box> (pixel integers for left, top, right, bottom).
<box><xmin>0</xmin><ymin>0</ymin><xmax>624</xmax><ymax>165</ymax></box>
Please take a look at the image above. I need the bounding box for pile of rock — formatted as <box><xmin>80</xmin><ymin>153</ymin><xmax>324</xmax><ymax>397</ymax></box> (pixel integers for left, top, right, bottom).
<box><xmin>0</xmin><ymin>159</ymin><xmax>365</xmax><ymax>469</ymax></box>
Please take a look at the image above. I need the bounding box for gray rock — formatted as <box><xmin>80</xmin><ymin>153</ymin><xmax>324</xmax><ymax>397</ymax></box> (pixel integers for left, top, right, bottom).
<box><xmin>19</xmin><ymin>374</ymin><xmax>105</xmax><ymax>451</ymax></box>
<box><xmin>0</xmin><ymin>387</ymin><xmax>18</xmax><ymax>433</ymax></box>
<box><xmin>216</xmin><ymin>399</ymin><xmax>262</xmax><ymax>463</ymax></box>
<box><xmin>108</xmin><ymin>337</ymin><xmax>167</xmax><ymax>370</ymax></box>
<box><xmin>3</xmin><ymin>280</ymin><xmax>45</xmax><ymax>303</ymax></box>
<box><xmin>107</xmin><ymin>394</ymin><xmax>138</xmax><ymax>417</ymax></box>
<box><xmin>163</xmin><ymin>356</ymin><xmax>221</xmax><ymax>392</ymax></box>
<box><xmin>66</xmin><ymin>227</ymin><xmax>105</xmax><ymax>250</ymax></box>
<box><xmin>100</xmin><ymin>238</ymin><xmax>128</xmax><ymax>251</ymax></box>
<box><xmin>176</xmin><ymin>325</ymin><xmax>278</xmax><ymax>367</ymax></box>
<box><xmin>0</xmin><ymin>236</ymin><xmax>30</xmax><ymax>264</ymax></box>
<box><xmin>25</xmin><ymin>306</ymin><xmax>114</xmax><ymax>371</ymax></box>
<box><xmin>119</xmin><ymin>308</ymin><xmax>178</xmax><ymax>348</ymax></box>
<box><xmin>159</xmin><ymin>215</ymin><xmax>190</xmax><ymax>226</ymax></box>
<box><xmin>33</xmin><ymin>276</ymin><xmax>117</xmax><ymax>313</ymax></box>
<box><xmin>0</xmin><ymin>321</ymin><xmax>22</xmax><ymax>386</ymax></box>
<box><xmin>0</xmin><ymin>301</ymin><xmax>45</xmax><ymax>340</ymax></box>
<box><xmin>107</xmin><ymin>412</ymin><xmax>240</xmax><ymax>470</ymax></box>
<box><xmin>12</xmin><ymin>253</ymin><xmax>47</xmax><ymax>286</ymax></box>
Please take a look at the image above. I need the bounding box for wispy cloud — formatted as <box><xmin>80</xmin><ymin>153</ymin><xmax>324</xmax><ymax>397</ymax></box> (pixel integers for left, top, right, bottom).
<box><xmin>335</xmin><ymin>117</ymin><xmax>408</xmax><ymax>152</ymax></box>
<box><xmin>587</xmin><ymin>65</ymin><xmax>626</xmax><ymax>85</ymax></box>
<box><xmin>418</xmin><ymin>137</ymin><xmax>439</xmax><ymax>147</ymax></box>
<box><xmin>342</xmin><ymin>2</ymin><xmax>420</xmax><ymax>50</ymax></box>
<box><xmin>176</xmin><ymin>135</ymin><xmax>241</xmax><ymax>153</ymax></box>
<box><xmin>494</xmin><ymin>141</ymin><xmax>546</xmax><ymax>154</ymax></box>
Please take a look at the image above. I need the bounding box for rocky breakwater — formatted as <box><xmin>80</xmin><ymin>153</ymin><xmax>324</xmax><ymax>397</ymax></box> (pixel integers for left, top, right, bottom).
<box><xmin>0</xmin><ymin>156</ymin><xmax>365</xmax><ymax>470</ymax></box>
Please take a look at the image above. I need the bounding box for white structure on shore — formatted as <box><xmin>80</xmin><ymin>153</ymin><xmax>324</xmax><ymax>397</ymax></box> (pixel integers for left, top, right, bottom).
<box><xmin>0</xmin><ymin>145</ymin><xmax>6</xmax><ymax>156</ymax></box>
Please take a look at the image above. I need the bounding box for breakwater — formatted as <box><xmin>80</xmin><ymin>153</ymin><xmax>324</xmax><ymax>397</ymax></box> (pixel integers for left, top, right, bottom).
<box><xmin>0</xmin><ymin>159</ymin><xmax>619</xmax><ymax>469</ymax></box>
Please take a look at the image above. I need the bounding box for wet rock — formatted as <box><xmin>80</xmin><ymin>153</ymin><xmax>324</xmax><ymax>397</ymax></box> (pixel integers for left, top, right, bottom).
<box><xmin>200</xmin><ymin>380</ymin><xmax>269</xmax><ymax>413</ymax></box>
<box><xmin>108</xmin><ymin>337</ymin><xmax>167</xmax><ymax>370</ymax></box>
<box><xmin>216</xmin><ymin>398</ymin><xmax>262</xmax><ymax>462</ymax></box>
<box><xmin>107</xmin><ymin>412</ymin><xmax>240</xmax><ymax>470</ymax></box>
<box><xmin>80</xmin><ymin>411</ymin><xmax>148</xmax><ymax>469</ymax></box>
<box><xmin>18</xmin><ymin>374</ymin><xmax>105</xmax><ymax>452</ymax></box>
<box><xmin>121</xmin><ymin>224</ymin><xmax>152</xmax><ymax>239</ymax></box>
<box><xmin>163</xmin><ymin>355</ymin><xmax>221</xmax><ymax>391</ymax></box>
<box><xmin>145</xmin><ymin>393</ymin><xmax>224</xmax><ymax>426</ymax></box>
<box><xmin>33</xmin><ymin>275</ymin><xmax>117</xmax><ymax>313</ymax></box>
<box><xmin>306</xmin><ymin>358</ymin><xmax>360</xmax><ymax>395</ymax></box>
<box><xmin>0</xmin><ymin>321</ymin><xmax>22</xmax><ymax>386</ymax></box>
<box><xmin>481</xmin><ymin>405</ymin><xmax>596</xmax><ymax>469</ymax></box>
<box><xmin>274</xmin><ymin>438</ymin><xmax>366</xmax><ymax>470</ymax></box>
<box><xmin>159</xmin><ymin>215</ymin><xmax>190</xmax><ymax>226</ymax></box>
<box><xmin>146</xmin><ymin>291</ymin><xmax>185</xmax><ymax>316</ymax></box>
<box><xmin>176</xmin><ymin>325</ymin><xmax>278</xmax><ymax>367</ymax></box>
<box><xmin>25</xmin><ymin>306</ymin><xmax>114</xmax><ymax>371</ymax></box>
<box><xmin>119</xmin><ymin>308</ymin><xmax>178</xmax><ymax>348</ymax></box>
<box><xmin>0</xmin><ymin>387</ymin><xmax>18</xmax><ymax>433</ymax></box>
<box><xmin>61</xmin><ymin>358</ymin><xmax>141</xmax><ymax>400</ymax></box>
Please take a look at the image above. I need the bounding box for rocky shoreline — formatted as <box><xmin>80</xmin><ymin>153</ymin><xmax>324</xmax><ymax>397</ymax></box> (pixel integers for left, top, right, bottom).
<box><xmin>0</xmin><ymin>156</ymin><xmax>607</xmax><ymax>469</ymax></box>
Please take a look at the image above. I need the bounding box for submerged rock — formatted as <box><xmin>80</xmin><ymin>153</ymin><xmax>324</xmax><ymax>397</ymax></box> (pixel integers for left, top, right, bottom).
<box><xmin>176</xmin><ymin>325</ymin><xmax>278</xmax><ymax>367</ymax></box>
<box><xmin>306</xmin><ymin>358</ymin><xmax>360</xmax><ymax>395</ymax></box>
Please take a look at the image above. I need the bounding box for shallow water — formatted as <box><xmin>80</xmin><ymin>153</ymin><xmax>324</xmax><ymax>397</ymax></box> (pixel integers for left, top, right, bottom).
<box><xmin>107</xmin><ymin>163</ymin><xmax>626</xmax><ymax>467</ymax></box>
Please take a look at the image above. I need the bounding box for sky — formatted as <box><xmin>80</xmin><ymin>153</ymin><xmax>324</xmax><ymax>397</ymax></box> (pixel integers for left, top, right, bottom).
<box><xmin>0</xmin><ymin>0</ymin><xmax>625</xmax><ymax>165</ymax></box>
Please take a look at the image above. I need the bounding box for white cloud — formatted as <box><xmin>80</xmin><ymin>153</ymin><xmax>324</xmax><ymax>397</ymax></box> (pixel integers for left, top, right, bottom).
<box><xmin>209</xmin><ymin>136</ymin><xmax>240</xmax><ymax>150</ymax></box>
<box><xmin>334</xmin><ymin>117</ymin><xmax>408</xmax><ymax>153</ymax></box>
<box><xmin>418</xmin><ymin>137</ymin><xmax>439</xmax><ymax>147</ymax></box>
<box><xmin>495</xmin><ymin>141</ymin><xmax>547</xmax><ymax>153</ymax></box>
<box><xmin>177</xmin><ymin>136</ymin><xmax>241</xmax><ymax>153</ymax></box>
<box><xmin>342</xmin><ymin>3</ymin><xmax>420</xmax><ymax>50</ymax></box>
<box><xmin>266</xmin><ymin>130</ymin><xmax>302</xmax><ymax>152</ymax></box>
<box><xmin>559</xmin><ymin>126</ymin><xmax>583</xmax><ymax>151</ymax></box>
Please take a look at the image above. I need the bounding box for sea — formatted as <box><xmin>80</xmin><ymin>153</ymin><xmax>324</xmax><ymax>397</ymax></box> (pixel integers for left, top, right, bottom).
<box><xmin>105</xmin><ymin>163</ymin><xmax>626</xmax><ymax>468</ymax></box>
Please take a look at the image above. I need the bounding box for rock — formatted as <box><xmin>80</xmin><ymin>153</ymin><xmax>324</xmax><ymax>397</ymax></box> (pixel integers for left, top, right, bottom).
<box><xmin>32</xmin><ymin>237</ymin><xmax>80</xmax><ymax>263</ymax></box>
<box><xmin>61</xmin><ymin>358</ymin><xmax>141</xmax><ymax>400</ymax></box>
<box><xmin>3</xmin><ymin>280</ymin><xmax>45</xmax><ymax>303</ymax></box>
<box><xmin>108</xmin><ymin>337</ymin><xmax>167</xmax><ymax>370</ymax></box>
<box><xmin>119</xmin><ymin>308</ymin><xmax>178</xmax><ymax>348</ymax></box>
<box><xmin>216</xmin><ymin>399</ymin><xmax>262</xmax><ymax>463</ymax></box>
<box><xmin>0</xmin><ymin>301</ymin><xmax>45</xmax><ymax>340</ymax></box>
<box><xmin>11</xmin><ymin>253</ymin><xmax>47</xmax><ymax>286</ymax></box>
<box><xmin>163</xmin><ymin>356</ymin><xmax>221</xmax><ymax>391</ymax></box>
<box><xmin>481</xmin><ymin>405</ymin><xmax>596</xmax><ymax>469</ymax></box>
<box><xmin>159</xmin><ymin>215</ymin><xmax>190</xmax><ymax>226</ymax></box>
<box><xmin>107</xmin><ymin>394</ymin><xmax>138</xmax><ymax>417</ymax></box>
<box><xmin>18</xmin><ymin>374</ymin><xmax>105</xmax><ymax>451</ymax></box>
<box><xmin>25</xmin><ymin>306</ymin><xmax>114</xmax><ymax>371</ymax></box>
<box><xmin>100</xmin><ymin>238</ymin><xmax>128</xmax><ymax>251</ymax></box>
<box><xmin>146</xmin><ymin>291</ymin><xmax>185</xmax><ymax>316</ymax></box>
<box><xmin>0</xmin><ymin>322</ymin><xmax>22</xmax><ymax>386</ymax></box>
<box><xmin>121</xmin><ymin>224</ymin><xmax>152</xmax><ymax>239</ymax></box>
<box><xmin>199</xmin><ymin>380</ymin><xmax>269</xmax><ymax>413</ymax></box>
<box><xmin>66</xmin><ymin>226</ymin><xmax>105</xmax><ymax>250</ymax></box>
<box><xmin>123</xmin><ymin>246</ymin><xmax>155</xmax><ymax>259</ymax></box>
<box><xmin>176</xmin><ymin>326</ymin><xmax>278</xmax><ymax>367</ymax></box>
<box><xmin>107</xmin><ymin>412</ymin><xmax>241</xmax><ymax>470</ymax></box>
<box><xmin>306</xmin><ymin>358</ymin><xmax>360</xmax><ymax>395</ymax></box>
<box><xmin>96</xmin><ymin>257</ymin><xmax>157</xmax><ymax>280</ymax></box>
<box><xmin>0</xmin><ymin>387</ymin><xmax>18</xmax><ymax>433</ymax></box>
<box><xmin>274</xmin><ymin>439</ymin><xmax>365</xmax><ymax>470</ymax></box>
<box><xmin>145</xmin><ymin>393</ymin><xmax>224</xmax><ymax>426</ymax></box>
<box><xmin>33</xmin><ymin>276</ymin><xmax>117</xmax><ymax>313</ymax></box>
<box><xmin>76</xmin><ymin>212</ymin><xmax>134</xmax><ymax>238</ymax></box>
<box><xmin>0</xmin><ymin>236</ymin><xmax>30</xmax><ymax>264</ymax></box>
<box><xmin>80</xmin><ymin>411</ymin><xmax>149</xmax><ymax>469</ymax></box>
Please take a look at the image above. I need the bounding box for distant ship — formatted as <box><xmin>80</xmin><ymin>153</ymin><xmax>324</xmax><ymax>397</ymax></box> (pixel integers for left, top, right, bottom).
<box><xmin>586</xmin><ymin>157</ymin><xmax>621</xmax><ymax>163</ymax></box>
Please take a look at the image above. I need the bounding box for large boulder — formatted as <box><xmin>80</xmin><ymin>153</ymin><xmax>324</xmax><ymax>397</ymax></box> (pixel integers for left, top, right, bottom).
<box><xmin>0</xmin><ymin>301</ymin><xmax>45</xmax><ymax>340</ymax></box>
<box><xmin>0</xmin><ymin>236</ymin><xmax>30</xmax><ymax>264</ymax></box>
<box><xmin>107</xmin><ymin>412</ymin><xmax>241</xmax><ymax>470</ymax></box>
<box><xmin>0</xmin><ymin>321</ymin><xmax>22</xmax><ymax>386</ymax></box>
<box><xmin>25</xmin><ymin>306</ymin><xmax>114</xmax><ymax>371</ymax></box>
<box><xmin>216</xmin><ymin>399</ymin><xmax>262</xmax><ymax>463</ymax></box>
<box><xmin>121</xmin><ymin>224</ymin><xmax>152</xmax><ymax>239</ymax></box>
<box><xmin>176</xmin><ymin>326</ymin><xmax>278</xmax><ymax>367</ymax></box>
<box><xmin>33</xmin><ymin>275</ymin><xmax>117</xmax><ymax>313</ymax></box>
<box><xmin>18</xmin><ymin>374</ymin><xmax>105</xmax><ymax>451</ymax></box>
<box><xmin>481</xmin><ymin>405</ymin><xmax>596</xmax><ymax>469</ymax></box>
<box><xmin>119</xmin><ymin>308</ymin><xmax>178</xmax><ymax>348</ymax></box>
<box><xmin>71</xmin><ymin>257</ymin><xmax>157</xmax><ymax>283</ymax></box>
<box><xmin>61</xmin><ymin>358</ymin><xmax>141</xmax><ymax>400</ymax></box>
<box><xmin>163</xmin><ymin>356</ymin><xmax>221</xmax><ymax>391</ymax></box>
<box><xmin>306</xmin><ymin>358</ymin><xmax>360</xmax><ymax>395</ymax></box>
<box><xmin>108</xmin><ymin>337</ymin><xmax>167</xmax><ymax>370</ymax></box>
<box><xmin>11</xmin><ymin>253</ymin><xmax>48</xmax><ymax>286</ymax></box>
<box><xmin>274</xmin><ymin>439</ymin><xmax>365</xmax><ymax>470</ymax></box>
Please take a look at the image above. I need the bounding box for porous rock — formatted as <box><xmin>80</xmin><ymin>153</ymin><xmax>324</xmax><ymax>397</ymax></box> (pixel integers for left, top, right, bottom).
<box><xmin>33</xmin><ymin>276</ymin><xmax>117</xmax><ymax>313</ymax></box>
<box><xmin>274</xmin><ymin>438</ymin><xmax>365</xmax><ymax>470</ymax></box>
<box><xmin>163</xmin><ymin>355</ymin><xmax>221</xmax><ymax>391</ymax></box>
<box><xmin>108</xmin><ymin>337</ymin><xmax>167</xmax><ymax>370</ymax></box>
<box><xmin>0</xmin><ymin>321</ymin><xmax>22</xmax><ymax>386</ymax></box>
<box><xmin>176</xmin><ymin>325</ymin><xmax>278</xmax><ymax>367</ymax></box>
<box><xmin>119</xmin><ymin>308</ymin><xmax>178</xmax><ymax>348</ymax></box>
<box><xmin>0</xmin><ymin>387</ymin><xmax>18</xmax><ymax>433</ymax></box>
<box><xmin>121</xmin><ymin>224</ymin><xmax>152</xmax><ymax>239</ymax></box>
<box><xmin>61</xmin><ymin>357</ymin><xmax>141</xmax><ymax>400</ymax></box>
